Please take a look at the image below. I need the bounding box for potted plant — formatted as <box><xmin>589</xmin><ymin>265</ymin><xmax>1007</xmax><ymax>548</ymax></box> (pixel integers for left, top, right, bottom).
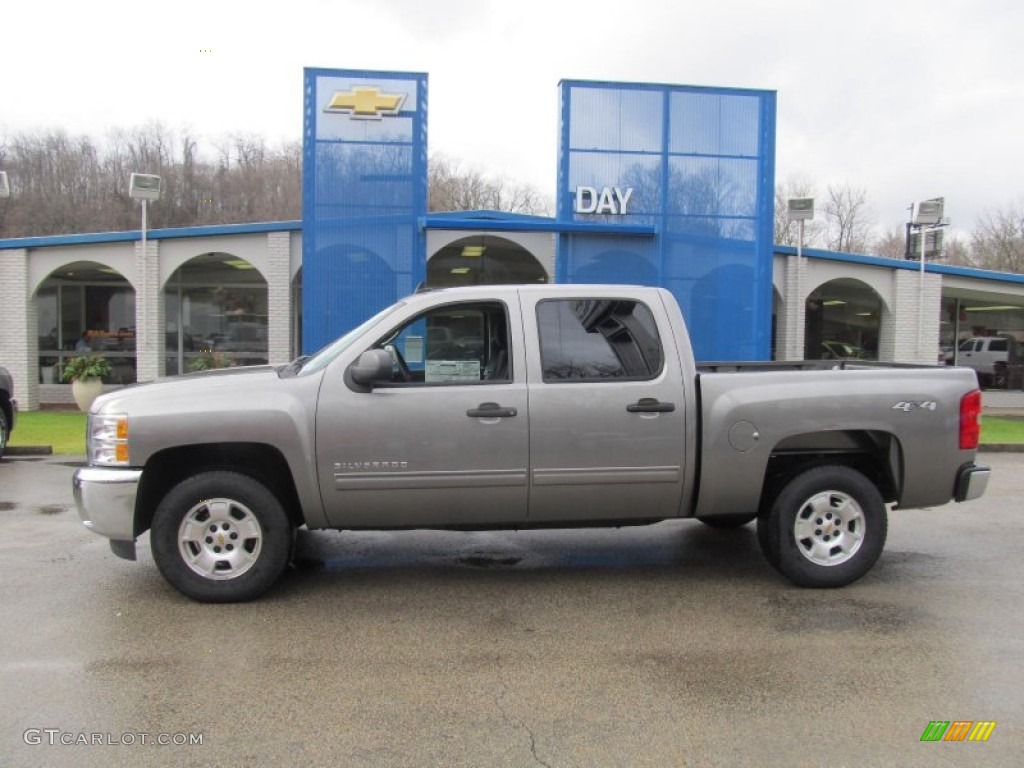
<box><xmin>187</xmin><ymin>351</ymin><xmax>236</xmax><ymax>373</ymax></box>
<box><xmin>61</xmin><ymin>355</ymin><xmax>111</xmax><ymax>411</ymax></box>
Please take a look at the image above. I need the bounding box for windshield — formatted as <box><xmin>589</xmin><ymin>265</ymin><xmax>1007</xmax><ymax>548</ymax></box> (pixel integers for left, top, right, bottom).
<box><xmin>296</xmin><ymin>302</ymin><xmax>405</xmax><ymax>376</ymax></box>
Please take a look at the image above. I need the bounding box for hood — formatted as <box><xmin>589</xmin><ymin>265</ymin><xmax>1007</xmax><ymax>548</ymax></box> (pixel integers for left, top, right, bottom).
<box><xmin>90</xmin><ymin>365</ymin><xmax>282</xmax><ymax>415</ymax></box>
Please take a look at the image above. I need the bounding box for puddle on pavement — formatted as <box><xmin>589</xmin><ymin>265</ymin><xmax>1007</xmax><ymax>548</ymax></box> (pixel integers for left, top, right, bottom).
<box><xmin>768</xmin><ymin>594</ymin><xmax>911</xmax><ymax>634</ymax></box>
<box><xmin>37</xmin><ymin>504</ymin><xmax>67</xmax><ymax>515</ymax></box>
<box><xmin>0</xmin><ymin>502</ymin><xmax>16</xmax><ymax>511</ymax></box>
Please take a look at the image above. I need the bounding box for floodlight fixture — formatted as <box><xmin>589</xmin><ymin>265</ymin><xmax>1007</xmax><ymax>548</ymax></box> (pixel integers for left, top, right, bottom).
<box><xmin>912</xmin><ymin>197</ymin><xmax>943</xmax><ymax>226</ymax></box>
<box><xmin>787</xmin><ymin>197</ymin><xmax>815</xmax><ymax>221</ymax></box>
<box><xmin>129</xmin><ymin>173</ymin><xmax>162</xmax><ymax>201</ymax></box>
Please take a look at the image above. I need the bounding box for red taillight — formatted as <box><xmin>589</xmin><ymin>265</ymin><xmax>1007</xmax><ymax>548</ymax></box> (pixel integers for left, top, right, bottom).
<box><xmin>960</xmin><ymin>389</ymin><xmax>982</xmax><ymax>450</ymax></box>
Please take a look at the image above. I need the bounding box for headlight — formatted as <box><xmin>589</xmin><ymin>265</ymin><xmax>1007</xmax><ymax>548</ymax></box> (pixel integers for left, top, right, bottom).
<box><xmin>88</xmin><ymin>413</ymin><xmax>130</xmax><ymax>466</ymax></box>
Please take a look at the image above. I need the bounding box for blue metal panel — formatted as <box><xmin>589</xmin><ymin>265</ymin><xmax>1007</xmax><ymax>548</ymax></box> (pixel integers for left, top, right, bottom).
<box><xmin>557</xmin><ymin>80</ymin><xmax>776</xmax><ymax>361</ymax></box>
<box><xmin>302</xmin><ymin>68</ymin><xmax>427</xmax><ymax>353</ymax></box>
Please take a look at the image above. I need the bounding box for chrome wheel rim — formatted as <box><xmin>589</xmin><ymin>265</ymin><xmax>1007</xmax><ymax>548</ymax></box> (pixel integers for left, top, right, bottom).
<box><xmin>178</xmin><ymin>498</ymin><xmax>263</xmax><ymax>580</ymax></box>
<box><xmin>793</xmin><ymin>490</ymin><xmax>865</xmax><ymax>566</ymax></box>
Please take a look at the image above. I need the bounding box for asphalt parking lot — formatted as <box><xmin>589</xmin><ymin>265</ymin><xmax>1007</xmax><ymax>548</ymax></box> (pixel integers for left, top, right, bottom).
<box><xmin>1</xmin><ymin>453</ymin><xmax>1021</xmax><ymax>767</ymax></box>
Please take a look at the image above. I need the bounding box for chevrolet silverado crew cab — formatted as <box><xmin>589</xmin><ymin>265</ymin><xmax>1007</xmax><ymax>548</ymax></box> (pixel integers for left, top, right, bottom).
<box><xmin>73</xmin><ymin>285</ymin><xmax>990</xmax><ymax>602</ymax></box>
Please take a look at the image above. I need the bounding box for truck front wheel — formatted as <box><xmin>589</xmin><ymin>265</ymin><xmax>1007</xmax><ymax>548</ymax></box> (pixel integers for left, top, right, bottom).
<box><xmin>151</xmin><ymin>471</ymin><xmax>293</xmax><ymax>602</ymax></box>
<box><xmin>762</xmin><ymin>465</ymin><xmax>887</xmax><ymax>588</ymax></box>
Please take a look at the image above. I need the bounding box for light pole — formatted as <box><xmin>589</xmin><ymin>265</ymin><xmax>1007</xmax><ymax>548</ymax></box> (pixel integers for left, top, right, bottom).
<box><xmin>910</xmin><ymin>198</ymin><xmax>945</xmax><ymax>362</ymax></box>
<box><xmin>128</xmin><ymin>173</ymin><xmax>161</xmax><ymax>376</ymax></box>
<box><xmin>0</xmin><ymin>171</ymin><xmax>9</xmax><ymax>238</ymax></box>
<box><xmin>788</xmin><ymin>197</ymin><xmax>815</xmax><ymax>360</ymax></box>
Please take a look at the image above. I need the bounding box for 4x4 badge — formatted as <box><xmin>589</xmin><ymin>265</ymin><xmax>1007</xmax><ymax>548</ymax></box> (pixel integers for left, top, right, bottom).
<box><xmin>892</xmin><ymin>401</ymin><xmax>937</xmax><ymax>412</ymax></box>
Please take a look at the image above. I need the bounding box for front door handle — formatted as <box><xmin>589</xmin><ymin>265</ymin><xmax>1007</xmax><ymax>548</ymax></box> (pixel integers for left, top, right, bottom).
<box><xmin>467</xmin><ymin>402</ymin><xmax>518</xmax><ymax>418</ymax></box>
<box><xmin>627</xmin><ymin>398</ymin><xmax>675</xmax><ymax>413</ymax></box>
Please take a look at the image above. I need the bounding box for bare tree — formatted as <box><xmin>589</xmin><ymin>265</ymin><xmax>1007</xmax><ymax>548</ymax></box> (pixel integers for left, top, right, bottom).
<box><xmin>971</xmin><ymin>201</ymin><xmax>1024</xmax><ymax>273</ymax></box>
<box><xmin>942</xmin><ymin>234</ymin><xmax>974</xmax><ymax>267</ymax></box>
<box><xmin>824</xmin><ymin>183</ymin><xmax>874</xmax><ymax>253</ymax></box>
<box><xmin>773</xmin><ymin>175</ymin><xmax>824</xmax><ymax>247</ymax></box>
<box><xmin>871</xmin><ymin>225</ymin><xmax>907</xmax><ymax>259</ymax></box>
<box><xmin>0</xmin><ymin>125</ymin><xmax>303</xmax><ymax>237</ymax></box>
<box><xmin>428</xmin><ymin>153</ymin><xmax>551</xmax><ymax>215</ymax></box>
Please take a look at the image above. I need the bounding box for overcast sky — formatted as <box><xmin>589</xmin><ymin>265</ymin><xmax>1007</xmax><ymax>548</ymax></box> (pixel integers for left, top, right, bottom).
<box><xmin>3</xmin><ymin>0</ymin><xmax>1021</xmax><ymax>240</ymax></box>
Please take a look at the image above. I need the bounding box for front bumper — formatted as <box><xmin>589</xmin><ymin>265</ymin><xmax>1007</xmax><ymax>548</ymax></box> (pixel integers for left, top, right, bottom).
<box><xmin>954</xmin><ymin>462</ymin><xmax>991</xmax><ymax>502</ymax></box>
<box><xmin>72</xmin><ymin>466</ymin><xmax>143</xmax><ymax>560</ymax></box>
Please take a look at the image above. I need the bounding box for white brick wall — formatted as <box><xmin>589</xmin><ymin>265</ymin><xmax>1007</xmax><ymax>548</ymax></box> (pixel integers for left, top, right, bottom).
<box><xmin>134</xmin><ymin>238</ymin><xmax>163</xmax><ymax>382</ymax></box>
<box><xmin>776</xmin><ymin>254</ymin><xmax>806</xmax><ymax>360</ymax></box>
<box><xmin>266</xmin><ymin>232</ymin><xmax>292</xmax><ymax>364</ymax></box>
<box><xmin>0</xmin><ymin>248</ymin><xmax>38</xmax><ymax>410</ymax></box>
<box><xmin>534</xmin><ymin>233</ymin><xmax>556</xmax><ymax>281</ymax></box>
<box><xmin>879</xmin><ymin>270</ymin><xmax>942</xmax><ymax>364</ymax></box>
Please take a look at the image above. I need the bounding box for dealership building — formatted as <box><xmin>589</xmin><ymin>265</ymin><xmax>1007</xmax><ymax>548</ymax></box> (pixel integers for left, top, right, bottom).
<box><xmin>3</xmin><ymin>68</ymin><xmax>1024</xmax><ymax>410</ymax></box>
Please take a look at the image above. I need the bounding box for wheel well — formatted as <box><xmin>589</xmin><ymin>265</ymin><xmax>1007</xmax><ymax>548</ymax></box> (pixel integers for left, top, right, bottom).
<box><xmin>135</xmin><ymin>443</ymin><xmax>304</xmax><ymax>536</ymax></box>
<box><xmin>759</xmin><ymin>430</ymin><xmax>902</xmax><ymax>515</ymax></box>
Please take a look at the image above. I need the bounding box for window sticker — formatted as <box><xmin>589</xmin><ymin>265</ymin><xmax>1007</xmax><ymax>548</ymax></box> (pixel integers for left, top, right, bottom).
<box><xmin>426</xmin><ymin>360</ymin><xmax>481</xmax><ymax>383</ymax></box>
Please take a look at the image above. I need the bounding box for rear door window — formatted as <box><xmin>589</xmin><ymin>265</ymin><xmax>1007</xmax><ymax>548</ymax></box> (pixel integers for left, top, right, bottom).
<box><xmin>536</xmin><ymin>299</ymin><xmax>663</xmax><ymax>382</ymax></box>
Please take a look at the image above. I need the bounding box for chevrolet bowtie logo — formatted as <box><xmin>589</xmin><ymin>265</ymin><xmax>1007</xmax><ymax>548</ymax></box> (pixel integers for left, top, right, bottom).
<box><xmin>324</xmin><ymin>87</ymin><xmax>406</xmax><ymax>119</ymax></box>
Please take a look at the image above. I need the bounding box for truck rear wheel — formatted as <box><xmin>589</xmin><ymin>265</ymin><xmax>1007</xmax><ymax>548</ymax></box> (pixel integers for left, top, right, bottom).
<box><xmin>762</xmin><ymin>465</ymin><xmax>887</xmax><ymax>588</ymax></box>
<box><xmin>756</xmin><ymin>515</ymin><xmax>782</xmax><ymax>573</ymax></box>
<box><xmin>151</xmin><ymin>471</ymin><xmax>293</xmax><ymax>602</ymax></box>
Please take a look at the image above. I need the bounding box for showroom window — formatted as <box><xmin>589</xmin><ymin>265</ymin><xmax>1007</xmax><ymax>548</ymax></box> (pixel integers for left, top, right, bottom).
<box><xmin>804</xmin><ymin>279</ymin><xmax>881</xmax><ymax>360</ymax></box>
<box><xmin>36</xmin><ymin>263</ymin><xmax>137</xmax><ymax>385</ymax></box>
<box><xmin>165</xmin><ymin>253</ymin><xmax>269</xmax><ymax>375</ymax></box>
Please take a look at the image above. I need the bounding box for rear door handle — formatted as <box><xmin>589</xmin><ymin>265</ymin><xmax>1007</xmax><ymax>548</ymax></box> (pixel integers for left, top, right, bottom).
<box><xmin>627</xmin><ymin>398</ymin><xmax>675</xmax><ymax>413</ymax></box>
<box><xmin>467</xmin><ymin>402</ymin><xmax>518</xmax><ymax>418</ymax></box>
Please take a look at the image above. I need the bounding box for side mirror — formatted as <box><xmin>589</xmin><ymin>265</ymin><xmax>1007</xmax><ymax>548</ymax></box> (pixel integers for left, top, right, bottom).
<box><xmin>349</xmin><ymin>349</ymin><xmax>393</xmax><ymax>388</ymax></box>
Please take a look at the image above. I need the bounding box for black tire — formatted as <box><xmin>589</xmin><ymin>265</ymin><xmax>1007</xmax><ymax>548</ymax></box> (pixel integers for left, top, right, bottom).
<box><xmin>151</xmin><ymin>471</ymin><xmax>293</xmax><ymax>602</ymax></box>
<box><xmin>756</xmin><ymin>514</ymin><xmax>782</xmax><ymax>573</ymax></box>
<box><xmin>763</xmin><ymin>465</ymin><xmax>887</xmax><ymax>588</ymax></box>
<box><xmin>697</xmin><ymin>513</ymin><xmax>756</xmax><ymax>529</ymax></box>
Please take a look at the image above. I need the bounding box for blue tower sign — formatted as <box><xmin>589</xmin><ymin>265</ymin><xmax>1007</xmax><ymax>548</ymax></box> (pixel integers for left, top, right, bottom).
<box><xmin>557</xmin><ymin>80</ymin><xmax>777</xmax><ymax>361</ymax></box>
<box><xmin>302</xmin><ymin>68</ymin><xmax>428</xmax><ymax>353</ymax></box>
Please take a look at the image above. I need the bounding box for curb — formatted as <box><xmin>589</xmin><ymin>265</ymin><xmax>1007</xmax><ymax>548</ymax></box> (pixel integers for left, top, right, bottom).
<box><xmin>977</xmin><ymin>444</ymin><xmax>1024</xmax><ymax>453</ymax></box>
<box><xmin>4</xmin><ymin>445</ymin><xmax>54</xmax><ymax>456</ymax></box>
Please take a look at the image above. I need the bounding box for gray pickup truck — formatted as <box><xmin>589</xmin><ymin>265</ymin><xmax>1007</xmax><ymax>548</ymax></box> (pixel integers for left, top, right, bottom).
<box><xmin>73</xmin><ymin>285</ymin><xmax>990</xmax><ymax>602</ymax></box>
